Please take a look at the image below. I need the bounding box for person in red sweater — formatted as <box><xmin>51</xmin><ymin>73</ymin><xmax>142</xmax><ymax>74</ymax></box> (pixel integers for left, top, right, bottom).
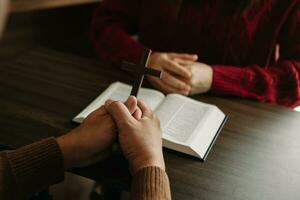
<box><xmin>91</xmin><ymin>0</ymin><xmax>300</xmax><ymax>108</ymax></box>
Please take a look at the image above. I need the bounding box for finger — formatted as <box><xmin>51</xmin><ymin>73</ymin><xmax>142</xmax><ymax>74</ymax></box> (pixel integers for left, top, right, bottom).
<box><xmin>149</xmin><ymin>77</ymin><xmax>190</xmax><ymax>96</ymax></box>
<box><xmin>173</xmin><ymin>58</ymin><xmax>194</xmax><ymax>67</ymax></box>
<box><xmin>106</xmin><ymin>98</ymin><xmax>138</xmax><ymax>115</ymax></box>
<box><xmin>105</xmin><ymin>99</ymin><xmax>115</xmax><ymax>107</ymax></box>
<box><xmin>169</xmin><ymin>53</ymin><xmax>198</xmax><ymax>61</ymax></box>
<box><xmin>124</xmin><ymin>96</ymin><xmax>138</xmax><ymax>115</ymax></box>
<box><xmin>88</xmin><ymin>106</ymin><xmax>107</xmax><ymax>117</ymax></box>
<box><xmin>173</xmin><ymin>73</ymin><xmax>193</xmax><ymax>85</ymax></box>
<box><xmin>162</xmin><ymin>81</ymin><xmax>190</xmax><ymax>96</ymax></box>
<box><xmin>106</xmin><ymin>101</ymin><xmax>135</xmax><ymax>128</ymax></box>
<box><xmin>106</xmin><ymin>98</ymin><xmax>140</xmax><ymax>118</ymax></box>
<box><xmin>163</xmin><ymin>59</ymin><xmax>192</xmax><ymax>78</ymax></box>
<box><xmin>104</xmin><ymin>99</ymin><xmax>116</xmax><ymax>115</ymax></box>
<box><xmin>137</xmin><ymin>100</ymin><xmax>153</xmax><ymax>118</ymax></box>
<box><xmin>162</xmin><ymin>71</ymin><xmax>191</xmax><ymax>90</ymax></box>
<box><xmin>133</xmin><ymin>107</ymin><xmax>142</xmax><ymax>120</ymax></box>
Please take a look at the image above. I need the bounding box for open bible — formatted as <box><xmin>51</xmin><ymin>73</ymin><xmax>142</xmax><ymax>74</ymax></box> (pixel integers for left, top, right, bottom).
<box><xmin>73</xmin><ymin>82</ymin><xmax>227</xmax><ymax>160</ymax></box>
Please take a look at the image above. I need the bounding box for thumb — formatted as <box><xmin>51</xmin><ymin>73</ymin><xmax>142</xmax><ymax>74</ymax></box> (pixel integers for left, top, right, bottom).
<box><xmin>105</xmin><ymin>101</ymin><xmax>135</xmax><ymax>128</ymax></box>
<box><xmin>124</xmin><ymin>96</ymin><xmax>138</xmax><ymax>115</ymax></box>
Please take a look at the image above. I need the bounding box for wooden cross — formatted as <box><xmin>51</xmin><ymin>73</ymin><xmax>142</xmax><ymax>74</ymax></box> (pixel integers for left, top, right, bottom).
<box><xmin>121</xmin><ymin>49</ymin><xmax>162</xmax><ymax>97</ymax></box>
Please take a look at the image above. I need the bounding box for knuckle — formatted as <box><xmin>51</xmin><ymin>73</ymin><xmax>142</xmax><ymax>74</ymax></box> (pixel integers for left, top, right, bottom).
<box><xmin>119</xmin><ymin>119</ymin><xmax>134</xmax><ymax>128</ymax></box>
<box><xmin>110</xmin><ymin>101</ymin><xmax>118</xmax><ymax>105</ymax></box>
<box><xmin>177</xmin><ymin>82</ymin><xmax>184</xmax><ymax>89</ymax></box>
<box><xmin>110</xmin><ymin>101</ymin><xmax>122</xmax><ymax>107</ymax></box>
<box><xmin>171</xmin><ymin>61</ymin><xmax>179</xmax><ymax>67</ymax></box>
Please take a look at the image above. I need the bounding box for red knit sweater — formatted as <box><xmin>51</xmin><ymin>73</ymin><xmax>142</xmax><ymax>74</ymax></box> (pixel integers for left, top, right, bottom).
<box><xmin>91</xmin><ymin>0</ymin><xmax>300</xmax><ymax>108</ymax></box>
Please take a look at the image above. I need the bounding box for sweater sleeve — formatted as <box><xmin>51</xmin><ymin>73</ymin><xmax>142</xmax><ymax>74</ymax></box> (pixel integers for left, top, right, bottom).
<box><xmin>0</xmin><ymin>137</ymin><xmax>64</xmax><ymax>200</ymax></box>
<box><xmin>211</xmin><ymin>2</ymin><xmax>300</xmax><ymax>108</ymax></box>
<box><xmin>131</xmin><ymin>166</ymin><xmax>171</xmax><ymax>200</ymax></box>
<box><xmin>91</xmin><ymin>0</ymin><xmax>144</xmax><ymax>65</ymax></box>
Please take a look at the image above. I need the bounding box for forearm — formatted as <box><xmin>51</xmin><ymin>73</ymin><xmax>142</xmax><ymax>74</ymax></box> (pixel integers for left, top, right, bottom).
<box><xmin>0</xmin><ymin>137</ymin><xmax>64</xmax><ymax>200</ymax></box>
<box><xmin>131</xmin><ymin>166</ymin><xmax>171</xmax><ymax>200</ymax></box>
<box><xmin>211</xmin><ymin>61</ymin><xmax>300</xmax><ymax>108</ymax></box>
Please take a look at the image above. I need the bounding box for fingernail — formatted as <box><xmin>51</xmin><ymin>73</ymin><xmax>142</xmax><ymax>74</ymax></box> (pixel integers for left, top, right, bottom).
<box><xmin>129</xmin><ymin>95</ymin><xmax>136</xmax><ymax>100</ymax></box>
<box><xmin>126</xmin><ymin>98</ymin><xmax>134</xmax><ymax>107</ymax></box>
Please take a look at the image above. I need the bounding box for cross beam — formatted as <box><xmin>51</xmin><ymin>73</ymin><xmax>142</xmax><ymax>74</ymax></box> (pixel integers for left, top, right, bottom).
<box><xmin>121</xmin><ymin>49</ymin><xmax>162</xmax><ymax>97</ymax></box>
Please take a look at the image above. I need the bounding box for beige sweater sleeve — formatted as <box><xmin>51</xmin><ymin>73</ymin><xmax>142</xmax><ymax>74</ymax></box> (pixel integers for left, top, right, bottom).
<box><xmin>0</xmin><ymin>137</ymin><xmax>171</xmax><ymax>200</ymax></box>
<box><xmin>131</xmin><ymin>166</ymin><xmax>172</xmax><ymax>200</ymax></box>
<box><xmin>0</xmin><ymin>137</ymin><xmax>65</xmax><ymax>200</ymax></box>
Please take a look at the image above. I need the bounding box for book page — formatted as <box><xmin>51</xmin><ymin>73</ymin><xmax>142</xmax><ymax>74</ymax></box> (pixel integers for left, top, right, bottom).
<box><xmin>155</xmin><ymin>94</ymin><xmax>210</xmax><ymax>143</ymax></box>
<box><xmin>109</xmin><ymin>83</ymin><xmax>165</xmax><ymax>110</ymax></box>
<box><xmin>74</xmin><ymin>82</ymin><xmax>165</xmax><ymax>121</ymax></box>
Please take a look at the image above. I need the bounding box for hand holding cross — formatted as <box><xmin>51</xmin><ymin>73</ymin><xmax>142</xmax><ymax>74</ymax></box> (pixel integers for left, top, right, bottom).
<box><xmin>121</xmin><ymin>49</ymin><xmax>162</xmax><ymax>97</ymax></box>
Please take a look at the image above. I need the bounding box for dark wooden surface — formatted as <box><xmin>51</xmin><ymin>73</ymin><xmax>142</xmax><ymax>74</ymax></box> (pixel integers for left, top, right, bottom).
<box><xmin>1</xmin><ymin>48</ymin><xmax>300</xmax><ymax>200</ymax></box>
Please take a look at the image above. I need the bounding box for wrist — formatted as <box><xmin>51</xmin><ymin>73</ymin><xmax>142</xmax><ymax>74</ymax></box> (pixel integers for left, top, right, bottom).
<box><xmin>130</xmin><ymin>152</ymin><xmax>165</xmax><ymax>175</ymax></box>
<box><xmin>190</xmin><ymin>63</ymin><xmax>213</xmax><ymax>94</ymax></box>
<box><xmin>56</xmin><ymin>133</ymin><xmax>79</xmax><ymax>169</ymax></box>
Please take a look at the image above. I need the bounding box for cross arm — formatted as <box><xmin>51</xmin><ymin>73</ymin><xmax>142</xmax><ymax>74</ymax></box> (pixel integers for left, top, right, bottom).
<box><xmin>121</xmin><ymin>62</ymin><xmax>162</xmax><ymax>78</ymax></box>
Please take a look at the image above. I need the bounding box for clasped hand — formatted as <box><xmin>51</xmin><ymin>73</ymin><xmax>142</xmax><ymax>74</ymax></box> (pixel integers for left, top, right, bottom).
<box><xmin>57</xmin><ymin>96</ymin><xmax>165</xmax><ymax>174</ymax></box>
<box><xmin>147</xmin><ymin>52</ymin><xmax>213</xmax><ymax>95</ymax></box>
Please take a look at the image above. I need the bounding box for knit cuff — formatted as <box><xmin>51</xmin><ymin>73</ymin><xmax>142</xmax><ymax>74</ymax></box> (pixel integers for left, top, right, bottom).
<box><xmin>131</xmin><ymin>166</ymin><xmax>171</xmax><ymax>200</ymax></box>
<box><xmin>5</xmin><ymin>137</ymin><xmax>64</xmax><ymax>199</ymax></box>
<box><xmin>211</xmin><ymin>65</ymin><xmax>248</xmax><ymax>96</ymax></box>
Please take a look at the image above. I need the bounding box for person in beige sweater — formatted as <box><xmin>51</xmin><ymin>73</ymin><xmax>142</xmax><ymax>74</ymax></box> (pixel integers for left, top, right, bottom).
<box><xmin>0</xmin><ymin>96</ymin><xmax>171</xmax><ymax>200</ymax></box>
<box><xmin>0</xmin><ymin>2</ymin><xmax>171</xmax><ymax>199</ymax></box>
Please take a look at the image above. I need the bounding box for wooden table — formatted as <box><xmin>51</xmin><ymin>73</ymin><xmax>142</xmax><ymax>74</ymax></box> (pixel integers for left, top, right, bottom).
<box><xmin>1</xmin><ymin>48</ymin><xmax>300</xmax><ymax>200</ymax></box>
